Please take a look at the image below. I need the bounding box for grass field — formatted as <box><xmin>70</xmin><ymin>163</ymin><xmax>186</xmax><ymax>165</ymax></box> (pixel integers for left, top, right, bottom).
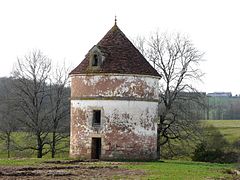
<box><xmin>203</xmin><ymin>120</ymin><xmax>240</xmax><ymax>143</ymax></box>
<box><xmin>123</xmin><ymin>160</ymin><xmax>237</xmax><ymax>180</ymax></box>
<box><xmin>0</xmin><ymin>159</ymin><xmax>237</xmax><ymax>179</ymax></box>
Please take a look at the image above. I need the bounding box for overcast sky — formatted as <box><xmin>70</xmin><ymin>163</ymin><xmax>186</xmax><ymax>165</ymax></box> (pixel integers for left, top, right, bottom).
<box><xmin>0</xmin><ymin>0</ymin><xmax>239</xmax><ymax>94</ymax></box>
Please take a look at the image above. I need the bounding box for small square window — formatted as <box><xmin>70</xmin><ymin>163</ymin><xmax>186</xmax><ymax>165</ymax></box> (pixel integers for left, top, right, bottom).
<box><xmin>92</xmin><ymin>54</ymin><xmax>99</xmax><ymax>66</ymax></box>
<box><xmin>92</xmin><ymin>110</ymin><xmax>101</xmax><ymax>126</ymax></box>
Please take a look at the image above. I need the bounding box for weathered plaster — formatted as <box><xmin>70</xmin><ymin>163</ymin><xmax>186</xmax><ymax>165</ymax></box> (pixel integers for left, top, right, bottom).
<box><xmin>70</xmin><ymin>100</ymin><xmax>158</xmax><ymax>160</ymax></box>
<box><xmin>70</xmin><ymin>74</ymin><xmax>159</xmax><ymax>101</ymax></box>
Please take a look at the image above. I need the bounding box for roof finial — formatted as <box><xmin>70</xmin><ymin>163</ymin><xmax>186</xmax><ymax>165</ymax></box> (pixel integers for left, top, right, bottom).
<box><xmin>114</xmin><ymin>15</ymin><xmax>117</xmax><ymax>26</ymax></box>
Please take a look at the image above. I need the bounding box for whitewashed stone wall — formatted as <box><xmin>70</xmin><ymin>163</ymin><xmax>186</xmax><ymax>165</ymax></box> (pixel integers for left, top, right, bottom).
<box><xmin>70</xmin><ymin>74</ymin><xmax>160</xmax><ymax>160</ymax></box>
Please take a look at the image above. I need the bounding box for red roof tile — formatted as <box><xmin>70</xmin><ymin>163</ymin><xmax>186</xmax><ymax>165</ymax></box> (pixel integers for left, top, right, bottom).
<box><xmin>70</xmin><ymin>24</ymin><xmax>161</xmax><ymax>77</ymax></box>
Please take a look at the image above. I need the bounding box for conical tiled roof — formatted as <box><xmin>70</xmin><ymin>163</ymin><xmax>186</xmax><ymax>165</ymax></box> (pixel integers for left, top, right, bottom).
<box><xmin>70</xmin><ymin>24</ymin><xmax>161</xmax><ymax>77</ymax></box>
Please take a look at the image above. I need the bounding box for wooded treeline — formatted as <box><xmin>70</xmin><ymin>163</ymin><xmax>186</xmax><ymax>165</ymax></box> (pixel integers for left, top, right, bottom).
<box><xmin>206</xmin><ymin>96</ymin><xmax>240</xmax><ymax>120</ymax></box>
<box><xmin>183</xmin><ymin>95</ymin><xmax>240</xmax><ymax>120</ymax></box>
<box><xmin>164</xmin><ymin>93</ymin><xmax>240</xmax><ymax>121</ymax></box>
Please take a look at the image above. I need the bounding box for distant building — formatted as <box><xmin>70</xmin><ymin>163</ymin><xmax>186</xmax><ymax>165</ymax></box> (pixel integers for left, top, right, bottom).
<box><xmin>207</xmin><ymin>92</ymin><xmax>232</xmax><ymax>97</ymax></box>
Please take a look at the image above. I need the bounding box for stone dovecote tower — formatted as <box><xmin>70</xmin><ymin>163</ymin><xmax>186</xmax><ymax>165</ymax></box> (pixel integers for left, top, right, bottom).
<box><xmin>69</xmin><ymin>21</ymin><xmax>161</xmax><ymax>160</ymax></box>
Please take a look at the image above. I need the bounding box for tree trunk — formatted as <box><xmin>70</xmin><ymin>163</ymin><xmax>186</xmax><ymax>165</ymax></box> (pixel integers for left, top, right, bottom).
<box><xmin>7</xmin><ymin>132</ymin><xmax>10</xmax><ymax>158</ymax></box>
<box><xmin>37</xmin><ymin>135</ymin><xmax>43</xmax><ymax>158</ymax></box>
<box><xmin>51</xmin><ymin>131</ymin><xmax>56</xmax><ymax>158</ymax></box>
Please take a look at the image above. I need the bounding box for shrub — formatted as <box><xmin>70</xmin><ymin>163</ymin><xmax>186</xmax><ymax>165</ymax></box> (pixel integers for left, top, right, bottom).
<box><xmin>192</xmin><ymin>125</ymin><xmax>239</xmax><ymax>163</ymax></box>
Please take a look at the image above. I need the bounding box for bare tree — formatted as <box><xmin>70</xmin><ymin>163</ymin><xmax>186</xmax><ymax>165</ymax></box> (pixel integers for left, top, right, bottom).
<box><xmin>11</xmin><ymin>50</ymin><xmax>70</xmax><ymax>158</ymax></box>
<box><xmin>12</xmin><ymin>50</ymin><xmax>51</xmax><ymax>158</ymax></box>
<box><xmin>48</xmin><ymin>64</ymin><xmax>70</xmax><ymax>158</ymax></box>
<box><xmin>0</xmin><ymin>78</ymin><xmax>18</xmax><ymax>158</ymax></box>
<box><xmin>134</xmin><ymin>32</ymin><xmax>204</xmax><ymax>158</ymax></box>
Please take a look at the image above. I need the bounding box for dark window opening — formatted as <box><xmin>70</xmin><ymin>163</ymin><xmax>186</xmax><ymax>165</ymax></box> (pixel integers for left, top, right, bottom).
<box><xmin>91</xmin><ymin>138</ymin><xmax>101</xmax><ymax>159</ymax></box>
<box><xmin>92</xmin><ymin>110</ymin><xmax>101</xmax><ymax>126</ymax></box>
<box><xmin>92</xmin><ymin>54</ymin><xmax>99</xmax><ymax>66</ymax></box>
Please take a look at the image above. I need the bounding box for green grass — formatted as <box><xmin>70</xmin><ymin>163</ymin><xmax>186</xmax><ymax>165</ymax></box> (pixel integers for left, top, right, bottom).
<box><xmin>0</xmin><ymin>158</ymin><xmax>47</xmax><ymax>166</ymax></box>
<box><xmin>0</xmin><ymin>157</ymin><xmax>74</xmax><ymax>166</ymax></box>
<box><xmin>122</xmin><ymin>160</ymin><xmax>237</xmax><ymax>180</ymax></box>
<box><xmin>204</xmin><ymin>120</ymin><xmax>240</xmax><ymax>142</ymax></box>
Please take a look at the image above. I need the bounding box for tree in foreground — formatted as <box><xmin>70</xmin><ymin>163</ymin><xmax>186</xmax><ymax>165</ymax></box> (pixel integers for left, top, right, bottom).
<box><xmin>12</xmin><ymin>50</ymin><xmax>70</xmax><ymax>158</ymax></box>
<box><xmin>135</xmin><ymin>33</ymin><xmax>205</xmax><ymax>158</ymax></box>
<box><xmin>12</xmin><ymin>50</ymin><xmax>51</xmax><ymax>158</ymax></box>
<box><xmin>48</xmin><ymin>64</ymin><xmax>70</xmax><ymax>158</ymax></box>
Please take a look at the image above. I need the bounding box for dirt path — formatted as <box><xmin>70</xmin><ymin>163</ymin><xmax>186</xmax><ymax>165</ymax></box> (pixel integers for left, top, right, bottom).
<box><xmin>0</xmin><ymin>161</ymin><xmax>145</xmax><ymax>179</ymax></box>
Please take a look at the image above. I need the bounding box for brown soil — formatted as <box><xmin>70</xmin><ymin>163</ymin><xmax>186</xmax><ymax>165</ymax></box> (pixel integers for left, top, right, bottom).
<box><xmin>0</xmin><ymin>161</ymin><xmax>145</xmax><ymax>179</ymax></box>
